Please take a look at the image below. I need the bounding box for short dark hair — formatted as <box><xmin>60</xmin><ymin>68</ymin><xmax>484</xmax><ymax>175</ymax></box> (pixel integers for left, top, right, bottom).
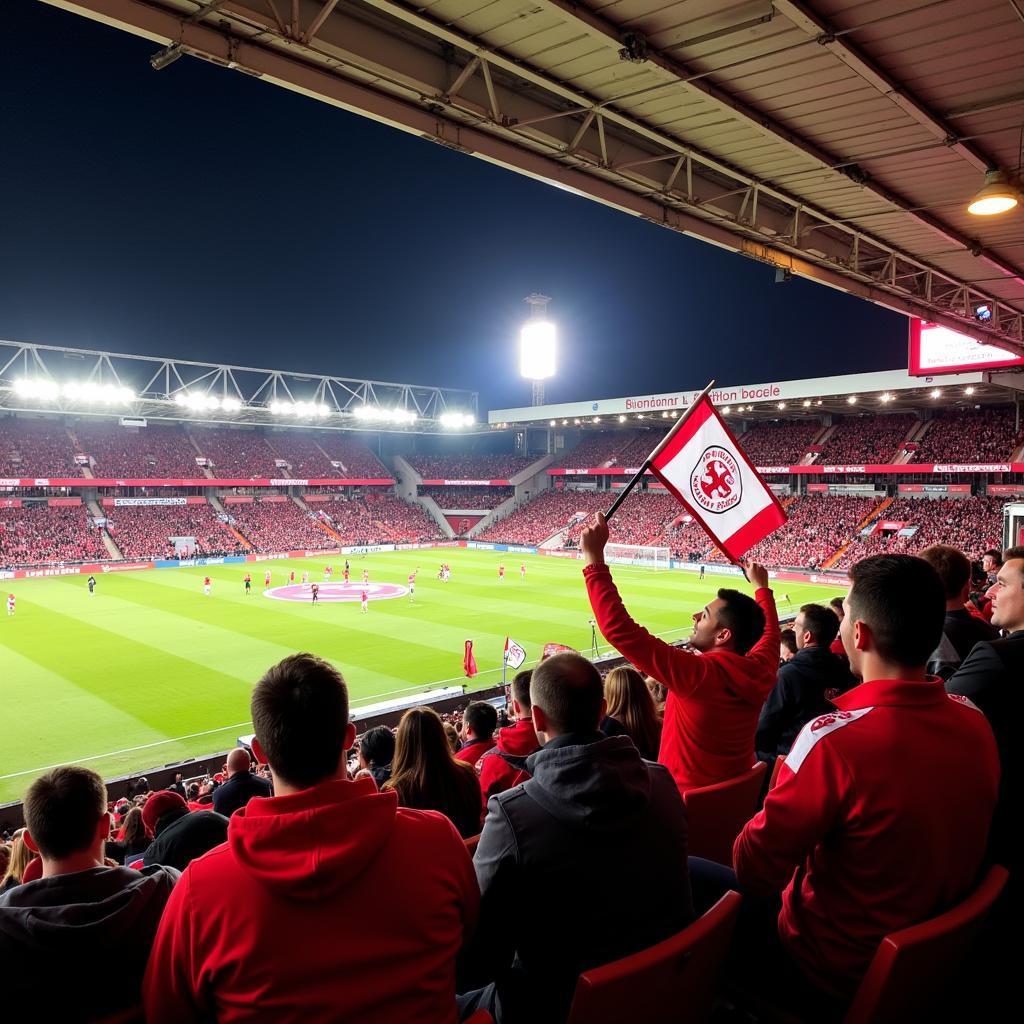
<box><xmin>251</xmin><ymin>653</ymin><xmax>349</xmax><ymax>790</ymax></box>
<box><xmin>829</xmin><ymin>597</ymin><xmax>845</xmax><ymax>616</ymax></box>
<box><xmin>511</xmin><ymin>669</ymin><xmax>533</xmax><ymax>711</ymax></box>
<box><xmin>920</xmin><ymin>545</ymin><xmax>971</xmax><ymax>600</ymax></box>
<box><xmin>847</xmin><ymin>555</ymin><xmax>944</xmax><ymax>668</ymax></box>
<box><xmin>984</xmin><ymin>548</ymin><xmax>1003</xmax><ymax>566</ymax></box>
<box><xmin>1003</xmin><ymin>545</ymin><xmax>1024</xmax><ymax>564</ymax></box>
<box><xmin>24</xmin><ymin>766</ymin><xmax>106</xmax><ymax>860</ymax></box>
<box><xmin>463</xmin><ymin>701</ymin><xmax>498</xmax><ymax>741</ymax></box>
<box><xmin>780</xmin><ymin>628</ymin><xmax>797</xmax><ymax>656</ymax></box>
<box><xmin>359</xmin><ymin>725</ymin><xmax>395</xmax><ymax>767</ymax></box>
<box><xmin>530</xmin><ymin>653</ymin><xmax>604</xmax><ymax>734</ymax></box>
<box><xmin>716</xmin><ymin>589</ymin><xmax>765</xmax><ymax>655</ymax></box>
<box><xmin>797</xmin><ymin>603</ymin><xmax>840</xmax><ymax>646</ymax></box>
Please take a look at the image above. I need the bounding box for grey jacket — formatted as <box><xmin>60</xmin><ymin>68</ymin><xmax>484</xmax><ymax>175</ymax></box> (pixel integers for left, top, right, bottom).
<box><xmin>463</xmin><ymin>733</ymin><xmax>694</xmax><ymax>1024</ymax></box>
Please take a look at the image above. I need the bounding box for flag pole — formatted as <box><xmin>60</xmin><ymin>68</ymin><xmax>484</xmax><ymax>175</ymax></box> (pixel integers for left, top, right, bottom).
<box><xmin>604</xmin><ymin>379</ymin><xmax>716</xmax><ymax>522</ymax></box>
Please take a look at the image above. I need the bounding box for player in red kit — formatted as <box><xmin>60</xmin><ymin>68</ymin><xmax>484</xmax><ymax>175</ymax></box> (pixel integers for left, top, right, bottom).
<box><xmin>520</xmin><ymin>563</ymin><xmax>526</xmax><ymax>581</ymax></box>
<box><xmin>343</xmin><ymin>567</ymin><xmax>350</xmax><ymax>583</ymax></box>
<box><xmin>498</xmin><ymin>563</ymin><xmax>505</xmax><ymax>582</ymax></box>
<box><xmin>289</xmin><ymin>570</ymin><xmax>295</xmax><ymax>584</ymax></box>
<box><xmin>264</xmin><ymin>570</ymin><xmax>272</xmax><ymax>588</ymax></box>
<box><xmin>6</xmin><ymin>593</ymin><xmax>14</xmax><ymax>617</ymax></box>
<box><xmin>203</xmin><ymin>576</ymin><xmax>212</xmax><ymax>596</ymax></box>
<box><xmin>361</xmin><ymin>589</ymin><xmax>369</xmax><ymax>613</ymax></box>
<box><xmin>362</xmin><ymin>568</ymin><xmax>369</xmax><ymax>585</ymax></box>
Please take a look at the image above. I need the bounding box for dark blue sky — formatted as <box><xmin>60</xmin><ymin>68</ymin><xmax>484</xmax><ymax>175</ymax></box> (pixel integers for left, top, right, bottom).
<box><xmin>1</xmin><ymin>0</ymin><xmax>907</xmax><ymax>412</ymax></box>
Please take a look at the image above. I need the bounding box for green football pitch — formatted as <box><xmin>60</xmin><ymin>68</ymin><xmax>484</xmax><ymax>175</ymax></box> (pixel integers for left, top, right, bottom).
<box><xmin>0</xmin><ymin>549</ymin><xmax>842</xmax><ymax>804</ymax></box>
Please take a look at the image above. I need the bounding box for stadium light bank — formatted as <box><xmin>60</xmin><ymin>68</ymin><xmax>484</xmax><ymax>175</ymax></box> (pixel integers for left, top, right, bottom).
<box><xmin>14</xmin><ymin>379</ymin><xmax>135</xmax><ymax>403</ymax></box>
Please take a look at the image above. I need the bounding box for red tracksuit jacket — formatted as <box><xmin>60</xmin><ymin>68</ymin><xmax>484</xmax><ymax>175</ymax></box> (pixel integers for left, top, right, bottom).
<box><xmin>478</xmin><ymin>718</ymin><xmax>541</xmax><ymax>806</ymax></box>
<box><xmin>584</xmin><ymin>563</ymin><xmax>780</xmax><ymax>792</ymax></box>
<box><xmin>455</xmin><ymin>738</ymin><xmax>497</xmax><ymax>768</ymax></box>
<box><xmin>143</xmin><ymin>776</ymin><xmax>478</xmax><ymax>1023</ymax></box>
<box><xmin>734</xmin><ymin>678</ymin><xmax>999</xmax><ymax>996</ymax></box>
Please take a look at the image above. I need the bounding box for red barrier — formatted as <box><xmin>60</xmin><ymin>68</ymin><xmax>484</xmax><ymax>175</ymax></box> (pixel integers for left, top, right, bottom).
<box><xmin>0</xmin><ymin>476</ymin><xmax>395</xmax><ymax>488</ymax></box>
<box><xmin>548</xmin><ymin>463</ymin><xmax>1024</xmax><ymax>477</ymax></box>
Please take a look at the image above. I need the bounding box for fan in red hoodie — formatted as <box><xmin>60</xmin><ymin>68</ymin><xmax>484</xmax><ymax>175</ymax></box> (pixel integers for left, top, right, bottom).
<box><xmin>478</xmin><ymin>670</ymin><xmax>540</xmax><ymax>806</ymax></box>
<box><xmin>454</xmin><ymin>701</ymin><xmax>498</xmax><ymax>767</ymax></box>
<box><xmin>580</xmin><ymin>512</ymin><xmax>779</xmax><ymax>793</ymax></box>
<box><xmin>143</xmin><ymin>653</ymin><xmax>478</xmax><ymax>1024</ymax></box>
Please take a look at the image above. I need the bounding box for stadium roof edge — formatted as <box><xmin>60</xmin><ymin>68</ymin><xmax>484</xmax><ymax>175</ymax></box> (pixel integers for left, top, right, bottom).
<box><xmin>487</xmin><ymin>368</ymin><xmax>1024</xmax><ymax>425</ymax></box>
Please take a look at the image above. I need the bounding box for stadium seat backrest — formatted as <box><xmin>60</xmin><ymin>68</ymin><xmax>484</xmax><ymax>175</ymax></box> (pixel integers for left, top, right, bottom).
<box><xmin>463</xmin><ymin>1011</ymin><xmax>494</xmax><ymax>1024</ymax></box>
<box><xmin>844</xmin><ymin>864</ymin><xmax>1009</xmax><ymax>1024</ymax></box>
<box><xmin>684</xmin><ymin>762</ymin><xmax>767</xmax><ymax>865</ymax></box>
<box><xmin>768</xmin><ymin>754</ymin><xmax>786</xmax><ymax>791</ymax></box>
<box><xmin>566</xmin><ymin>890</ymin><xmax>741</xmax><ymax>1024</ymax></box>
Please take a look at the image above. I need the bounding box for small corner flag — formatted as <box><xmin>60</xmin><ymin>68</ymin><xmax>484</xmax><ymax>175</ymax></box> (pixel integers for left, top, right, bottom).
<box><xmin>647</xmin><ymin>391</ymin><xmax>787</xmax><ymax>562</ymax></box>
<box><xmin>464</xmin><ymin>639</ymin><xmax>478</xmax><ymax>678</ymax></box>
<box><xmin>504</xmin><ymin>637</ymin><xmax>526</xmax><ymax>670</ymax></box>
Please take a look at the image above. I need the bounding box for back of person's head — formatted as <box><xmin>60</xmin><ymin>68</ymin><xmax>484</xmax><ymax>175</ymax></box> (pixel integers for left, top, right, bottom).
<box><xmin>443</xmin><ymin>722</ymin><xmax>460</xmax><ymax>752</ymax></box>
<box><xmin>251</xmin><ymin>653</ymin><xmax>349</xmax><ymax>790</ymax></box>
<box><xmin>24</xmin><ymin>766</ymin><xmax>106</xmax><ymax>861</ymax></box>
<box><xmin>644</xmin><ymin>675</ymin><xmax>667</xmax><ymax>705</ymax></box>
<box><xmin>186</xmin><ymin>782</ymin><xmax>200</xmax><ymax>801</ymax></box>
<box><xmin>0</xmin><ymin>842</ymin><xmax>10</xmax><ymax>879</ymax></box>
<box><xmin>463</xmin><ymin>701</ymin><xmax>497</xmax><ymax>742</ymax></box>
<box><xmin>603</xmin><ymin>666</ymin><xmax>660</xmax><ymax>757</ymax></box>
<box><xmin>226</xmin><ymin>748</ymin><xmax>252</xmax><ymax>775</ymax></box>
<box><xmin>829</xmin><ymin>596</ymin><xmax>845</xmax><ymax>619</ymax></box>
<box><xmin>1</xmin><ymin>829</ymin><xmax>31</xmax><ymax>887</ymax></box>
<box><xmin>511</xmin><ymin>669</ymin><xmax>533</xmax><ymax>713</ymax></box>
<box><xmin>122</xmin><ymin>806</ymin><xmax>147</xmax><ymax>844</ymax></box>
<box><xmin>1004</xmin><ymin>544</ymin><xmax>1024</xmax><ymax>563</ymax></box>
<box><xmin>779</xmin><ymin>628</ymin><xmax>798</xmax><ymax>659</ymax></box>
<box><xmin>530</xmin><ymin>653</ymin><xmax>604</xmax><ymax>737</ymax></box>
<box><xmin>846</xmin><ymin>554</ymin><xmax>944</xmax><ymax>670</ymax></box>
<box><xmin>359</xmin><ymin>725</ymin><xmax>396</xmax><ymax>767</ymax></box>
<box><xmin>796</xmin><ymin>604</ymin><xmax>840</xmax><ymax>648</ymax></box>
<box><xmin>716</xmin><ymin>589</ymin><xmax>765</xmax><ymax>655</ymax></box>
<box><xmin>920</xmin><ymin>544</ymin><xmax>971</xmax><ymax>601</ymax></box>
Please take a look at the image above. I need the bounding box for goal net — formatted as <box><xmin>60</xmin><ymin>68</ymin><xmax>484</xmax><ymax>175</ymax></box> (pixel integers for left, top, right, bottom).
<box><xmin>605</xmin><ymin>543</ymin><xmax>671</xmax><ymax>571</ymax></box>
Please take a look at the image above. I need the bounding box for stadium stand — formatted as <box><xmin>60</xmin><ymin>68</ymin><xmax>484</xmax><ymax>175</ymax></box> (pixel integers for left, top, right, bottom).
<box><xmin>228</xmin><ymin>500</ymin><xmax>337</xmax><ymax>551</ymax></box>
<box><xmin>190</xmin><ymin>429</ymin><xmax>281</xmax><ymax>478</ymax></box>
<box><xmin>817</xmin><ymin>414</ymin><xmax>917</xmax><ymax>464</ymax></box>
<box><xmin>316</xmin><ymin>436</ymin><xmax>391</xmax><ymax>478</ymax></box>
<box><xmin>263</xmin><ymin>434</ymin><xmax>343</xmax><ymax>479</ymax></box>
<box><xmin>478</xmin><ymin>490</ymin><xmax>607</xmax><ymax>544</ymax></box>
<box><xmin>406</xmin><ymin>454</ymin><xmax>533</xmax><ymax>479</ymax></box>
<box><xmin>73</xmin><ymin>422</ymin><xmax>200</xmax><ymax>478</ymax></box>
<box><xmin>911</xmin><ymin>408</ymin><xmax>1023</xmax><ymax>464</ymax></box>
<box><xmin>314</xmin><ymin>494</ymin><xmax>442</xmax><ymax>545</ymax></box>
<box><xmin>736</xmin><ymin>420</ymin><xmax>823</xmax><ymax>466</ymax></box>
<box><xmin>419</xmin><ymin>486</ymin><xmax>514</xmax><ymax>508</ymax></box>
<box><xmin>0</xmin><ymin>418</ymin><xmax>81</xmax><ymax>478</ymax></box>
<box><xmin>0</xmin><ymin>504</ymin><xmax>108</xmax><ymax>566</ymax></box>
<box><xmin>554</xmin><ymin>431</ymin><xmax>639</xmax><ymax>469</ymax></box>
<box><xmin>106</xmin><ymin>504</ymin><xmax>245</xmax><ymax>559</ymax></box>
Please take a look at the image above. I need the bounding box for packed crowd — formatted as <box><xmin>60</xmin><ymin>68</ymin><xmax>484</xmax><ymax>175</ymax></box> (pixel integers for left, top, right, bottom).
<box><xmin>408</xmin><ymin>454</ymin><xmax>535</xmax><ymax>480</ymax></box>
<box><xmin>419</xmin><ymin>486</ymin><xmax>515</xmax><ymax>508</ymax></box>
<box><xmin>0</xmin><ymin>504</ymin><xmax>108</xmax><ymax>566</ymax></box>
<box><xmin>1</xmin><ymin>530</ymin><xmax>1017</xmax><ymax>1023</ymax></box>
<box><xmin>477</xmin><ymin>489</ymin><xmax>608</xmax><ymax>545</ymax></box>
<box><xmin>228</xmin><ymin>500</ymin><xmax>337</xmax><ymax>551</ymax></box>
<box><xmin>816</xmin><ymin>413</ymin><xmax>916</xmax><ymax>465</ymax></box>
<box><xmin>107</xmin><ymin>504</ymin><xmax>244</xmax><ymax>559</ymax></box>
<box><xmin>0</xmin><ymin>418</ymin><xmax>80</xmax><ymax>478</ymax></box>
<box><xmin>190</xmin><ymin>429</ymin><xmax>282</xmax><ymax>479</ymax></box>
<box><xmin>263</xmin><ymin>433</ymin><xmax>343</xmax><ymax>479</ymax></box>
<box><xmin>553</xmin><ymin>431</ymin><xmax>639</xmax><ymax>469</ymax></box>
<box><xmin>316</xmin><ymin>437</ymin><xmax>390</xmax><ymax>478</ymax></box>
<box><xmin>73</xmin><ymin>424</ymin><xmax>200</xmax><ymax>478</ymax></box>
<box><xmin>736</xmin><ymin>420</ymin><xmax>823</xmax><ymax>466</ymax></box>
<box><xmin>911</xmin><ymin>408</ymin><xmax>1024</xmax><ymax>464</ymax></box>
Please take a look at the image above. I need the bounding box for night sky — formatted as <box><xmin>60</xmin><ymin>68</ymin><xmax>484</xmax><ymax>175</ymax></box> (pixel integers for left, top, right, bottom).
<box><xmin>1</xmin><ymin>0</ymin><xmax>907</xmax><ymax>413</ymax></box>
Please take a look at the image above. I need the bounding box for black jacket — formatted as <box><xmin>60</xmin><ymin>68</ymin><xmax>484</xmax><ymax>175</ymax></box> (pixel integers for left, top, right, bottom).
<box><xmin>756</xmin><ymin>646</ymin><xmax>855</xmax><ymax>756</ymax></box>
<box><xmin>463</xmin><ymin>733</ymin><xmax>694</xmax><ymax>1024</ymax></box>
<box><xmin>142</xmin><ymin>806</ymin><xmax>229</xmax><ymax>871</ymax></box>
<box><xmin>0</xmin><ymin>864</ymin><xmax>178</xmax><ymax>1017</ymax></box>
<box><xmin>947</xmin><ymin>630</ymin><xmax>1023</xmax><ymax>872</ymax></box>
<box><xmin>212</xmin><ymin>770</ymin><xmax>272</xmax><ymax>818</ymax></box>
<box><xmin>927</xmin><ymin>608</ymin><xmax>998</xmax><ymax>680</ymax></box>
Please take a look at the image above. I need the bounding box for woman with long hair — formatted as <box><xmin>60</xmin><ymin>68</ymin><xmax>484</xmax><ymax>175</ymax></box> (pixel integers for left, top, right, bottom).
<box><xmin>108</xmin><ymin>806</ymin><xmax>151</xmax><ymax>864</ymax></box>
<box><xmin>0</xmin><ymin>829</ymin><xmax>34</xmax><ymax>894</ymax></box>
<box><xmin>602</xmin><ymin>667</ymin><xmax>662</xmax><ymax>761</ymax></box>
<box><xmin>384</xmin><ymin>706</ymin><xmax>482</xmax><ymax>838</ymax></box>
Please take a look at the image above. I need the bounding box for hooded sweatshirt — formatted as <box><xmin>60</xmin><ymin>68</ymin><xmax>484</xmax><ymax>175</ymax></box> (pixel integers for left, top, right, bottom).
<box><xmin>478</xmin><ymin>718</ymin><xmax>541</xmax><ymax>805</ymax></box>
<box><xmin>0</xmin><ymin>863</ymin><xmax>178</xmax><ymax>1017</ymax></box>
<box><xmin>584</xmin><ymin>563</ymin><xmax>780</xmax><ymax>792</ymax></box>
<box><xmin>143</xmin><ymin>775</ymin><xmax>478</xmax><ymax>1024</ymax></box>
<box><xmin>464</xmin><ymin>734</ymin><xmax>693</xmax><ymax>1024</ymax></box>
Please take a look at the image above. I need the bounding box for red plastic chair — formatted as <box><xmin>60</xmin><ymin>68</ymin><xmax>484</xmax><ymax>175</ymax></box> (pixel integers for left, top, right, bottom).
<box><xmin>465</xmin><ymin>833</ymin><xmax>481</xmax><ymax>856</ymax></box>
<box><xmin>684</xmin><ymin>762</ymin><xmax>767</xmax><ymax>865</ymax></box>
<box><xmin>768</xmin><ymin>754</ymin><xmax>786</xmax><ymax>792</ymax></box>
<box><xmin>21</xmin><ymin>855</ymin><xmax>42</xmax><ymax>884</ymax></box>
<box><xmin>566</xmin><ymin>890</ymin><xmax>742</xmax><ymax>1024</ymax></box>
<box><xmin>463</xmin><ymin>1011</ymin><xmax>493</xmax><ymax>1024</ymax></box>
<box><xmin>844</xmin><ymin>864</ymin><xmax>1009</xmax><ymax>1024</ymax></box>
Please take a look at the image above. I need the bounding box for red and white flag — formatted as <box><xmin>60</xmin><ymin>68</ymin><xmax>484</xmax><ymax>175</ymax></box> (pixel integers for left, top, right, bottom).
<box><xmin>503</xmin><ymin>637</ymin><xmax>527</xmax><ymax>670</ymax></box>
<box><xmin>649</xmin><ymin>394</ymin><xmax>787</xmax><ymax>562</ymax></box>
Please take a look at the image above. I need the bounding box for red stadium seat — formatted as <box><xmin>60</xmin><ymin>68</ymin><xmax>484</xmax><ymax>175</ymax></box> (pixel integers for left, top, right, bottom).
<box><xmin>843</xmin><ymin>865</ymin><xmax>1008</xmax><ymax>1024</ymax></box>
<box><xmin>684</xmin><ymin>762</ymin><xmax>767</xmax><ymax>866</ymax></box>
<box><xmin>566</xmin><ymin>890</ymin><xmax>742</xmax><ymax>1024</ymax></box>
<box><xmin>128</xmin><ymin>857</ymin><xmax>145</xmax><ymax>871</ymax></box>
<box><xmin>21</xmin><ymin>856</ymin><xmax>42</xmax><ymax>884</ymax></box>
<box><xmin>768</xmin><ymin>755</ymin><xmax>786</xmax><ymax>792</ymax></box>
<box><xmin>463</xmin><ymin>1011</ymin><xmax>494</xmax><ymax>1024</ymax></box>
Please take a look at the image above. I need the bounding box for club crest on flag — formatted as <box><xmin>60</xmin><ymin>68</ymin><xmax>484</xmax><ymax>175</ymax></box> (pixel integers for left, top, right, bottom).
<box><xmin>690</xmin><ymin>446</ymin><xmax>742</xmax><ymax>514</ymax></box>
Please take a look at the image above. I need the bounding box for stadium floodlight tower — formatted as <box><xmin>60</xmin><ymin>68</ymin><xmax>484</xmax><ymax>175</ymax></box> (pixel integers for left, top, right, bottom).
<box><xmin>520</xmin><ymin>293</ymin><xmax>556</xmax><ymax>406</ymax></box>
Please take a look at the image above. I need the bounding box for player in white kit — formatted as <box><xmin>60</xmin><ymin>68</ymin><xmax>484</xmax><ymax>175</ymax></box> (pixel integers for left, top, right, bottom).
<box><xmin>361</xmin><ymin>589</ymin><xmax>369</xmax><ymax>613</ymax></box>
<box><xmin>6</xmin><ymin>593</ymin><xmax>14</xmax><ymax>616</ymax></box>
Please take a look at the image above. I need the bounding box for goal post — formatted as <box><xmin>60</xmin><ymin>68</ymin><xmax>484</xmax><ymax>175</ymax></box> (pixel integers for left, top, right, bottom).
<box><xmin>604</xmin><ymin>543</ymin><xmax>671</xmax><ymax>571</ymax></box>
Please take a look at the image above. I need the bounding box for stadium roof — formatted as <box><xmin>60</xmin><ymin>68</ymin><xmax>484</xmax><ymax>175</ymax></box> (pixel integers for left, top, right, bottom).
<box><xmin>489</xmin><ymin>366</ymin><xmax>1024</xmax><ymax>425</ymax></box>
<box><xmin>49</xmin><ymin>0</ymin><xmax>1024</xmax><ymax>356</ymax></box>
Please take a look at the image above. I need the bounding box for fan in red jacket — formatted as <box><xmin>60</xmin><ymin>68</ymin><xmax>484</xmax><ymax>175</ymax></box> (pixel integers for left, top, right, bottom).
<box><xmin>143</xmin><ymin>653</ymin><xmax>478</xmax><ymax>1024</ymax></box>
<box><xmin>734</xmin><ymin>554</ymin><xmax>999</xmax><ymax>999</ymax></box>
<box><xmin>478</xmin><ymin>670</ymin><xmax>540</xmax><ymax>806</ymax></box>
<box><xmin>455</xmin><ymin>701</ymin><xmax>498</xmax><ymax>767</ymax></box>
<box><xmin>580</xmin><ymin>512</ymin><xmax>779</xmax><ymax>793</ymax></box>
